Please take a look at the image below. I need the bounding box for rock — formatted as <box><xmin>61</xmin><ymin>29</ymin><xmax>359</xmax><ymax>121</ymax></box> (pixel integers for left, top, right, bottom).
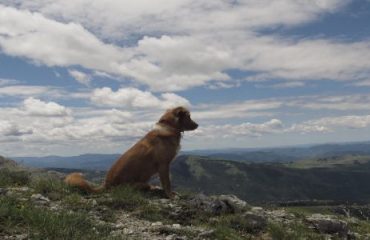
<box><xmin>306</xmin><ymin>214</ymin><xmax>348</xmax><ymax>236</ymax></box>
<box><xmin>90</xmin><ymin>199</ymin><xmax>98</xmax><ymax>207</ymax></box>
<box><xmin>218</xmin><ymin>195</ymin><xmax>248</xmax><ymax>212</ymax></box>
<box><xmin>151</xmin><ymin>221</ymin><xmax>163</xmax><ymax>226</ymax></box>
<box><xmin>241</xmin><ymin>212</ymin><xmax>268</xmax><ymax>233</ymax></box>
<box><xmin>165</xmin><ymin>235</ymin><xmax>187</xmax><ymax>240</ymax></box>
<box><xmin>172</xmin><ymin>224</ymin><xmax>181</xmax><ymax>229</ymax></box>
<box><xmin>266</xmin><ymin>209</ymin><xmax>295</xmax><ymax>224</ymax></box>
<box><xmin>31</xmin><ymin>193</ymin><xmax>50</xmax><ymax>204</ymax></box>
<box><xmin>165</xmin><ymin>235</ymin><xmax>176</xmax><ymax>240</ymax></box>
<box><xmin>251</xmin><ymin>207</ymin><xmax>264</xmax><ymax>212</ymax></box>
<box><xmin>198</xmin><ymin>230</ymin><xmax>215</xmax><ymax>238</ymax></box>
<box><xmin>188</xmin><ymin>193</ymin><xmax>247</xmax><ymax>215</ymax></box>
<box><xmin>15</xmin><ymin>234</ymin><xmax>28</xmax><ymax>240</ymax></box>
<box><xmin>0</xmin><ymin>188</ymin><xmax>8</xmax><ymax>195</ymax></box>
<box><xmin>114</xmin><ymin>223</ymin><xmax>125</xmax><ymax>229</ymax></box>
<box><xmin>334</xmin><ymin>205</ymin><xmax>370</xmax><ymax>221</ymax></box>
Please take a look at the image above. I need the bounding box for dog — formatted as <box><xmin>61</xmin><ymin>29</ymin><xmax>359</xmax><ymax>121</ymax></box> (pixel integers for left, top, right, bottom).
<box><xmin>64</xmin><ymin>106</ymin><xmax>198</xmax><ymax>198</ymax></box>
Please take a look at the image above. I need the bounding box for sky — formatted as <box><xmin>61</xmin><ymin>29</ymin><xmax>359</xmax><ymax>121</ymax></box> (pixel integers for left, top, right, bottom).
<box><xmin>1</xmin><ymin>0</ymin><xmax>370</xmax><ymax>157</ymax></box>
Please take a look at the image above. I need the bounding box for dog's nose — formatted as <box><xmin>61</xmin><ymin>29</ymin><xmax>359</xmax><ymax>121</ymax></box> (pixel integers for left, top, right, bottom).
<box><xmin>194</xmin><ymin>123</ymin><xmax>199</xmax><ymax>129</ymax></box>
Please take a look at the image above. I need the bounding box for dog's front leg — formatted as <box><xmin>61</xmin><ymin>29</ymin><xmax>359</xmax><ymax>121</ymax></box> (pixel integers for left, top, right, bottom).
<box><xmin>158</xmin><ymin>164</ymin><xmax>174</xmax><ymax>198</ymax></box>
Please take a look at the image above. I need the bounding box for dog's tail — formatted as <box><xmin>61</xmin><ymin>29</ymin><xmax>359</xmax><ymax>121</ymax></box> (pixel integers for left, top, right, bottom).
<box><xmin>64</xmin><ymin>172</ymin><xmax>104</xmax><ymax>193</ymax></box>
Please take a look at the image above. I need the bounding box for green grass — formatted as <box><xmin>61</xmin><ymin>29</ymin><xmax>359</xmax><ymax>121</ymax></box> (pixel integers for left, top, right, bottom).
<box><xmin>31</xmin><ymin>177</ymin><xmax>72</xmax><ymax>200</ymax></box>
<box><xmin>268</xmin><ymin>222</ymin><xmax>325</xmax><ymax>240</ymax></box>
<box><xmin>61</xmin><ymin>193</ymin><xmax>96</xmax><ymax>212</ymax></box>
<box><xmin>99</xmin><ymin>185</ymin><xmax>148</xmax><ymax>210</ymax></box>
<box><xmin>135</xmin><ymin>203</ymin><xmax>168</xmax><ymax>222</ymax></box>
<box><xmin>0</xmin><ymin>196</ymin><xmax>118</xmax><ymax>240</ymax></box>
<box><xmin>212</xmin><ymin>225</ymin><xmax>248</xmax><ymax>240</ymax></box>
<box><xmin>348</xmin><ymin>220</ymin><xmax>370</xmax><ymax>235</ymax></box>
<box><xmin>285</xmin><ymin>206</ymin><xmax>332</xmax><ymax>217</ymax></box>
<box><xmin>0</xmin><ymin>168</ymin><xmax>30</xmax><ymax>187</ymax></box>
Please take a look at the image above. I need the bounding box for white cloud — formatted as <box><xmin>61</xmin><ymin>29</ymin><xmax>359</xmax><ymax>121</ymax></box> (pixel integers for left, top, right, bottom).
<box><xmin>0</xmin><ymin>4</ymin><xmax>131</xmax><ymax>75</ymax></box>
<box><xmin>90</xmin><ymin>87</ymin><xmax>190</xmax><ymax>109</ymax></box>
<box><xmin>0</xmin><ymin>78</ymin><xmax>20</xmax><ymax>86</ymax></box>
<box><xmin>353</xmin><ymin>79</ymin><xmax>370</xmax><ymax>87</ymax></box>
<box><xmin>191</xmin><ymin>119</ymin><xmax>284</xmax><ymax>138</ymax></box>
<box><xmin>288</xmin><ymin>115</ymin><xmax>370</xmax><ymax>134</ymax></box>
<box><xmin>2</xmin><ymin>2</ymin><xmax>370</xmax><ymax>92</ymax></box>
<box><xmin>68</xmin><ymin>69</ymin><xmax>91</xmax><ymax>86</ymax></box>
<box><xmin>256</xmin><ymin>81</ymin><xmax>306</xmax><ymax>89</ymax></box>
<box><xmin>2</xmin><ymin>0</ymin><xmax>349</xmax><ymax>38</ymax></box>
<box><xmin>0</xmin><ymin>120</ymin><xmax>32</xmax><ymax>136</ymax></box>
<box><xmin>193</xmin><ymin>99</ymin><xmax>282</xmax><ymax>120</ymax></box>
<box><xmin>0</xmin><ymin>85</ymin><xmax>55</xmax><ymax>97</ymax></box>
<box><xmin>23</xmin><ymin>97</ymin><xmax>71</xmax><ymax>117</ymax></box>
<box><xmin>289</xmin><ymin>94</ymin><xmax>370</xmax><ymax>111</ymax></box>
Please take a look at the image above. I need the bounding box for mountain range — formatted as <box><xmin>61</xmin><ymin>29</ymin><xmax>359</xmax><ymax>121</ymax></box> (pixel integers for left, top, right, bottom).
<box><xmin>9</xmin><ymin>141</ymin><xmax>370</xmax><ymax>204</ymax></box>
<box><xmin>12</xmin><ymin>141</ymin><xmax>370</xmax><ymax>170</ymax></box>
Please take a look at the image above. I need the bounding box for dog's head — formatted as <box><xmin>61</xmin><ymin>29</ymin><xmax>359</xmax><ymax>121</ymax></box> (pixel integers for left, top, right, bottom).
<box><xmin>159</xmin><ymin>106</ymin><xmax>198</xmax><ymax>132</ymax></box>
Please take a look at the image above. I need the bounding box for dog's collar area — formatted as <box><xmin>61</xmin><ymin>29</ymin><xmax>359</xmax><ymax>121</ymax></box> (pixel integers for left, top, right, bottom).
<box><xmin>154</xmin><ymin>123</ymin><xmax>181</xmax><ymax>136</ymax></box>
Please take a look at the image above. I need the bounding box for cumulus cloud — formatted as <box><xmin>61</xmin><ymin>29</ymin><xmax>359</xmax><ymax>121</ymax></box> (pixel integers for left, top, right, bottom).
<box><xmin>68</xmin><ymin>69</ymin><xmax>91</xmax><ymax>86</ymax></box>
<box><xmin>2</xmin><ymin>2</ymin><xmax>370</xmax><ymax>92</ymax></box>
<box><xmin>2</xmin><ymin>0</ymin><xmax>350</xmax><ymax>37</ymax></box>
<box><xmin>90</xmin><ymin>87</ymin><xmax>190</xmax><ymax>109</ymax></box>
<box><xmin>0</xmin><ymin>120</ymin><xmax>32</xmax><ymax>136</ymax></box>
<box><xmin>22</xmin><ymin>97</ymin><xmax>71</xmax><ymax>117</ymax></box>
<box><xmin>0</xmin><ymin>5</ymin><xmax>131</xmax><ymax>74</ymax></box>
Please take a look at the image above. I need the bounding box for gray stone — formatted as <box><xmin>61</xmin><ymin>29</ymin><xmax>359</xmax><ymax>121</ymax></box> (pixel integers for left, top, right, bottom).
<box><xmin>306</xmin><ymin>214</ymin><xmax>348</xmax><ymax>236</ymax></box>
<box><xmin>198</xmin><ymin>230</ymin><xmax>215</xmax><ymax>238</ymax></box>
<box><xmin>31</xmin><ymin>193</ymin><xmax>50</xmax><ymax>203</ymax></box>
<box><xmin>0</xmin><ymin>188</ymin><xmax>8</xmax><ymax>195</ymax></box>
<box><xmin>189</xmin><ymin>193</ymin><xmax>247</xmax><ymax>215</ymax></box>
<box><xmin>151</xmin><ymin>221</ymin><xmax>163</xmax><ymax>226</ymax></box>
<box><xmin>172</xmin><ymin>223</ymin><xmax>181</xmax><ymax>229</ymax></box>
<box><xmin>218</xmin><ymin>195</ymin><xmax>248</xmax><ymax>212</ymax></box>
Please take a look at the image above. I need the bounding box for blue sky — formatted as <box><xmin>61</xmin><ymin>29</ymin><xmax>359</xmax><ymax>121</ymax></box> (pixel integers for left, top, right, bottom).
<box><xmin>1</xmin><ymin>0</ymin><xmax>370</xmax><ymax>156</ymax></box>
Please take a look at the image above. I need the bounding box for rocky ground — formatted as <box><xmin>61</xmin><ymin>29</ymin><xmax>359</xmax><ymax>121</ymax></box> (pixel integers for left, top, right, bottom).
<box><xmin>1</xmin><ymin>156</ymin><xmax>370</xmax><ymax>239</ymax></box>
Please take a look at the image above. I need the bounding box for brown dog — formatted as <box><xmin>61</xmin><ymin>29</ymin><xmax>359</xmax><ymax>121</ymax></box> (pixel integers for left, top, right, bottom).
<box><xmin>64</xmin><ymin>106</ymin><xmax>198</xmax><ymax>198</ymax></box>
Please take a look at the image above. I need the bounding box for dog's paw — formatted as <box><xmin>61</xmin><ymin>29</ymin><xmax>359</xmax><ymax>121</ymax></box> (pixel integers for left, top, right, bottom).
<box><xmin>168</xmin><ymin>191</ymin><xmax>179</xmax><ymax>200</ymax></box>
<box><xmin>149</xmin><ymin>185</ymin><xmax>162</xmax><ymax>191</ymax></box>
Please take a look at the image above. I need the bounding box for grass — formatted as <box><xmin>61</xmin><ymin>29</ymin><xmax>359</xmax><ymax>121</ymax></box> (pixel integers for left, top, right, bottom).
<box><xmin>135</xmin><ymin>203</ymin><xmax>168</xmax><ymax>222</ymax></box>
<box><xmin>285</xmin><ymin>206</ymin><xmax>332</xmax><ymax>217</ymax></box>
<box><xmin>0</xmin><ymin>195</ymin><xmax>117</xmax><ymax>240</ymax></box>
<box><xmin>0</xmin><ymin>168</ymin><xmax>30</xmax><ymax>187</ymax></box>
<box><xmin>31</xmin><ymin>177</ymin><xmax>72</xmax><ymax>200</ymax></box>
<box><xmin>212</xmin><ymin>225</ymin><xmax>248</xmax><ymax>240</ymax></box>
<box><xmin>348</xmin><ymin>220</ymin><xmax>370</xmax><ymax>235</ymax></box>
<box><xmin>98</xmin><ymin>185</ymin><xmax>148</xmax><ymax>210</ymax></box>
<box><xmin>268</xmin><ymin>222</ymin><xmax>325</xmax><ymax>240</ymax></box>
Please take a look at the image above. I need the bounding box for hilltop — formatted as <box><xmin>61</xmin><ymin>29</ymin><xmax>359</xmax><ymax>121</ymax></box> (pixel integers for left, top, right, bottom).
<box><xmin>1</xmin><ymin>156</ymin><xmax>370</xmax><ymax>239</ymax></box>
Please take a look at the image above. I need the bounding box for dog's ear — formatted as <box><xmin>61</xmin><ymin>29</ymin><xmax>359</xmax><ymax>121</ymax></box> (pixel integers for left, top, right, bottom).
<box><xmin>173</xmin><ymin>107</ymin><xmax>187</xmax><ymax>118</ymax></box>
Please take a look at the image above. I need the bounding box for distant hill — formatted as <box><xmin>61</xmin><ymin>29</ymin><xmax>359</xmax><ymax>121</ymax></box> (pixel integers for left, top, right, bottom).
<box><xmin>10</xmin><ymin>141</ymin><xmax>370</xmax><ymax>204</ymax></box>
<box><xmin>13</xmin><ymin>141</ymin><xmax>370</xmax><ymax>170</ymax></box>
<box><xmin>186</xmin><ymin>141</ymin><xmax>370</xmax><ymax>163</ymax></box>
<box><xmin>171</xmin><ymin>155</ymin><xmax>370</xmax><ymax>204</ymax></box>
<box><xmin>14</xmin><ymin>154</ymin><xmax>120</xmax><ymax>170</ymax></box>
